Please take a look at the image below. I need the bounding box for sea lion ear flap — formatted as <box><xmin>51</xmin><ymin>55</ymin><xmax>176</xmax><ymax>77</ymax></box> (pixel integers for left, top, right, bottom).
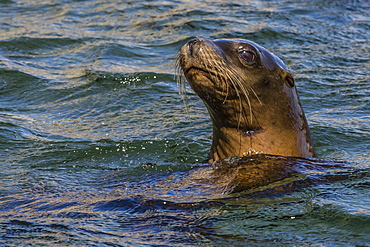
<box><xmin>284</xmin><ymin>72</ymin><xmax>295</xmax><ymax>88</ymax></box>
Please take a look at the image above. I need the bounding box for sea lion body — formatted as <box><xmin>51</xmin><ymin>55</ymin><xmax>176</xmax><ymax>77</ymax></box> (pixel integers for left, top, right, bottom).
<box><xmin>177</xmin><ymin>38</ymin><xmax>315</xmax><ymax>163</ymax></box>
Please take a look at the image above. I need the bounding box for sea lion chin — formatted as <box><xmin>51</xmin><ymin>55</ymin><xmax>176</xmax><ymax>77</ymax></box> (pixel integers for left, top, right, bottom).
<box><xmin>177</xmin><ymin>38</ymin><xmax>315</xmax><ymax>163</ymax></box>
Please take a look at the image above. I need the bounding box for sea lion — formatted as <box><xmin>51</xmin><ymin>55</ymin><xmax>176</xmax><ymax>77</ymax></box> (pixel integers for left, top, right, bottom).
<box><xmin>177</xmin><ymin>38</ymin><xmax>315</xmax><ymax>163</ymax></box>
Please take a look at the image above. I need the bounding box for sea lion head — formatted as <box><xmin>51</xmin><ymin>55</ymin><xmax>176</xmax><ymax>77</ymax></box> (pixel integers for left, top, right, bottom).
<box><xmin>177</xmin><ymin>38</ymin><xmax>315</xmax><ymax>163</ymax></box>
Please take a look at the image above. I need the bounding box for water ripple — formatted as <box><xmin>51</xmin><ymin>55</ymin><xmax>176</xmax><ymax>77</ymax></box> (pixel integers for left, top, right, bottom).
<box><xmin>0</xmin><ymin>0</ymin><xmax>369</xmax><ymax>245</ymax></box>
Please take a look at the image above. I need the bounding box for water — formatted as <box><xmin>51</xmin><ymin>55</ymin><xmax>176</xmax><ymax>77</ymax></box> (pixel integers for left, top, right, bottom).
<box><xmin>0</xmin><ymin>0</ymin><xmax>369</xmax><ymax>246</ymax></box>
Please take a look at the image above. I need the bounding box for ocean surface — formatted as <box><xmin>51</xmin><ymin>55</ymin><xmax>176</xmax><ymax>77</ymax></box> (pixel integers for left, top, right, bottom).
<box><xmin>1</xmin><ymin>0</ymin><xmax>369</xmax><ymax>246</ymax></box>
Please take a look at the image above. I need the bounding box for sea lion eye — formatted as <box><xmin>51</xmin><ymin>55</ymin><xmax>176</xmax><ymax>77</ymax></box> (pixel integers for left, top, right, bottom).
<box><xmin>238</xmin><ymin>49</ymin><xmax>256</xmax><ymax>64</ymax></box>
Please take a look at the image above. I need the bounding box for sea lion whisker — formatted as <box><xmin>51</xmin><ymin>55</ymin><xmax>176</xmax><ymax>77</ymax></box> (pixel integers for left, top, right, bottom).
<box><xmin>221</xmin><ymin>76</ymin><xmax>229</xmax><ymax>104</ymax></box>
<box><xmin>217</xmin><ymin>66</ymin><xmax>235</xmax><ymax>102</ymax></box>
<box><xmin>221</xmin><ymin>67</ymin><xmax>245</xmax><ymax>129</ymax></box>
<box><xmin>249</xmin><ymin>86</ymin><xmax>262</xmax><ymax>105</ymax></box>
<box><xmin>237</xmin><ymin>78</ymin><xmax>253</xmax><ymax>125</ymax></box>
<box><xmin>213</xmin><ymin>64</ymin><xmax>246</xmax><ymax>127</ymax></box>
<box><xmin>235</xmin><ymin>77</ymin><xmax>253</xmax><ymax>124</ymax></box>
<box><xmin>203</xmin><ymin>57</ymin><xmax>252</xmax><ymax>128</ymax></box>
<box><xmin>211</xmin><ymin>60</ymin><xmax>230</xmax><ymax>100</ymax></box>
<box><xmin>175</xmin><ymin>54</ymin><xmax>190</xmax><ymax>115</ymax></box>
<box><xmin>201</xmin><ymin>56</ymin><xmax>229</xmax><ymax>100</ymax></box>
<box><xmin>204</xmin><ymin>54</ymin><xmax>216</xmax><ymax>80</ymax></box>
<box><xmin>223</xmin><ymin>65</ymin><xmax>253</xmax><ymax>126</ymax></box>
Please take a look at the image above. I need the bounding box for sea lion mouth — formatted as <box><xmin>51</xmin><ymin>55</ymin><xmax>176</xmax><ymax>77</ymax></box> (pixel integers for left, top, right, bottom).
<box><xmin>185</xmin><ymin>66</ymin><xmax>207</xmax><ymax>74</ymax></box>
<box><xmin>185</xmin><ymin>66</ymin><xmax>219</xmax><ymax>78</ymax></box>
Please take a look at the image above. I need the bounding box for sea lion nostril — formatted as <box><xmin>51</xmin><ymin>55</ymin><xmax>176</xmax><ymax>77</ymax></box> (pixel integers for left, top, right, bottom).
<box><xmin>187</xmin><ymin>38</ymin><xmax>202</xmax><ymax>55</ymax></box>
<box><xmin>188</xmin><ymin>38</ymin><xmax>202</xmax><ymax>47</ymax></box>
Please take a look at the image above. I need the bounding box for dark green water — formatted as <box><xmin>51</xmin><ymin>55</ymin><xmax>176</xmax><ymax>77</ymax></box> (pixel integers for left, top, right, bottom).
<box><xmin>1</xmin><ymin>0</ymin><xmax>369</xmax><ymax>246</ymax></box>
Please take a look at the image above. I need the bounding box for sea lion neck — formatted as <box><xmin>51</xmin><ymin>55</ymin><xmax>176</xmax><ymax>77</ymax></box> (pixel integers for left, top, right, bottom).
<box><xmin>177</xmin><ymin>38</ymin><xmax>315</xmax><ymax>163</ymax></box>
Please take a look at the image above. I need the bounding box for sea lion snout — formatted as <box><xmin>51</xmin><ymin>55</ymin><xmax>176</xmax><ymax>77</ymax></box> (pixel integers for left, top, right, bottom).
<box><xmin>182</xmin><ymin>38</ymin><xmax>221</xmax><ymax>63</ymax></box>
